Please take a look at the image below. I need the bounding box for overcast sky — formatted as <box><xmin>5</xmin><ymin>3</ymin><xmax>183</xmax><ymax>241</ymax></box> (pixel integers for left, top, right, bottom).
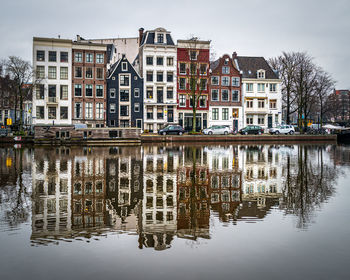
<box><xmin>1</xmin><ymin>0</ymin><xmax>349</xmax><ymax>88</ymax></box>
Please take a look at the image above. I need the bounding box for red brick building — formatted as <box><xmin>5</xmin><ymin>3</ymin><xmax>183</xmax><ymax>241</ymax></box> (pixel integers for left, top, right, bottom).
<box><xmin>209</xmin><ymin>53</ymin><xmax>242</xmax><ymax>131</ymax></box>
<box><xmin>72</xmin><ymin>41</ymin><xmax>107</xmax><ymax>127</ymax></box>
<box><xmin>177</xmin><ymin>39</ymin><xmax>210</xmax><ymax>131</ymax></box>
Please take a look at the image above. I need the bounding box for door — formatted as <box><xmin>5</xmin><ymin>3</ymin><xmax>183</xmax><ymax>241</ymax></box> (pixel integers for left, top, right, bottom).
<box><xmin>268</xmin><ymin>115</ymin><xmax>273</xmax><ymax>128</ymax></box>
<box><xmin>233</xmin><ymin>120</ymin><xmax>238</xmax><ymax>132</ymax></box>
<box><xmin>167</xmin><ymin>106</ymin><xmax>174</xmax><ymax>123</ymax></box>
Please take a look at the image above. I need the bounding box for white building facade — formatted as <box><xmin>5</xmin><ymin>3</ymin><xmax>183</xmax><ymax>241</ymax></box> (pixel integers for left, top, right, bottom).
<box><xmin>139</xmin><ymin>27</ymin><xmax>178</xmax><ymax>133</ymax></box>
<box><xmin>235</xmin><ymin>56</ymin><xmax>282</xmax><ymax>130</ymax></box>
<box><xmin>32</xmin><ymin>37</ymin><xmax>72</xmax><ymax>125</ymax></box>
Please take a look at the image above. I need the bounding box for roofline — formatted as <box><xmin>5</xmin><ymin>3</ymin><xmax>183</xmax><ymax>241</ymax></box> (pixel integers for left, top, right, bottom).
<box><xmin>87</xmin><ymin>37</ymin><xmax>138</xmax><ymax>41</ymax></box>
<box><xmin>33</xmin><ymin>37</ymin><xmax>72</xmax><ymax>44</ymax></box>
<box><xmin>72</xmin><ymin>41</ymin><xmax>107</xmax><ymax>48</ymax></box>
<box><xmin>107</xmin><ymin>57</ymin><xmax>142</xmax><ymax>80</ymax></box>
<box><xmin>177</xmin><ymin>39</ymin><xmax>211</xmax><ymax>44</ymax></box>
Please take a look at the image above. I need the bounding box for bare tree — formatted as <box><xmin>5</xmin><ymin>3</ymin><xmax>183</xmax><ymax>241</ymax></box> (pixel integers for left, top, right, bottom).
<box><xmin>1</xmin><ymin>56</ymin><xmax>36</xmax><ymax>130</ymax></box>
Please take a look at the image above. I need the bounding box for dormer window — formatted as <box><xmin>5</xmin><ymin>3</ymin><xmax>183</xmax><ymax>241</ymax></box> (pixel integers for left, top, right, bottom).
<box><xmin>157</xmin><ymin>33</ymin><xmax>164</xmax><ymax>43</ymax></box>
<box><xmin>257</xmin><ymin>70</ymin><xmax>265</xmax><ymax>79</ymax></box>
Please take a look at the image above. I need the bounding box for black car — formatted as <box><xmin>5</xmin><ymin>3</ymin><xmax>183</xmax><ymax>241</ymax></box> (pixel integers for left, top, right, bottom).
<box><xmin>158</xmin><ymin>125</ymin><xmax>185</xmax><ymax>135</ymax></box>
<box><xmin>239</xmin><ymin>125</ymin><xmax>264</xmax><ymax>135</ymax></box>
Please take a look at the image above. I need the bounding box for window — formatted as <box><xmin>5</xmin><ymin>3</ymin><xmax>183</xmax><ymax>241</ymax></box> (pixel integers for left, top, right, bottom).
<box><xmin>85</xmin><ymin>84</ymin><xmax>93</xmax><ymax>97</ymax></box>
<box><xmin>179</xmin><ymin>94</ymin><xmax>186</xmax><ymax>107</ymax></box>
<box><xmin>120</xmin><ymin>89</ymin><xmax>129</xmax><ymax>101</ymax></box>
<box><xmin>122</xmin><ymin>62</ymin><xmax>128</xmax><ymax>71</ymax></box>
<box><xmin>257</xmin><ymin>70</ymin><xmax>265</xmax><ymax>79</ymax></box>
<box><xmin>212</xmin><ymin>108</ymin><xmax>219</xmax><ymax>120</ymax></box>
<box><xmin>270</xmin><ymin>99</ymin><xmax>277</xmax><ymax>109</ymax></box>
<box><xmin>86</xmin><ymin>67</ymin><xmax>93</xmax><ymax>78</ymax></box>
<box><xmin>37</xmin><ymin>50</ymin><xmax>45</xmax><ymax>61</ymax></box>
<box><xmin>167</xmin><ymin>72</ymin><xmax>173</xmax><ymax>82</ymax></box>
<box><xmin>166</xmin><ymin>87</ymin><xmax>173</xmax><ymax>99</ymax></box>
<box><xmin>200</xmin><ymin>79</ymin><xmax>207</xmax><ymax>90</ymax></box>
<box><xmin>48</xmin><ymin>66</ymin><xmax>56</xmax><ymax>79</ymax></box>
<box><xmin>49</xmin><ymin>51</ymin><xmax>56</xmax><ymax>62</ymax></box>
<box><xmin>120</xmin><ymin>120</ymin><xmax>129</xmax><ymax>127</ymax></box>
<box><xmin>36</xmin><ymin>84</ymin><xmax>44</xmax><ymax>99</ymax></box>
<box><xmin>232</xmin><ymin>77</ymin><xmax>240</xmax><ymax>86</ymax></box>
<box><xmin>190</xmin><ymin>51</ymin><xmax>197</xmax><ymax>60</ymax></box>
<box><xmin>146</xmin><ymin>71</ymin><xmax>153</xmax><ymax>82</ymax></box>
<box><xmin>96</xmin><ymin>68</ymin><xmax>103</xmax><ymax>79</ymax></box>
<box><xmin>134</xmin><ymin>103</ymin><xmax>140</xmax><ymax>112</ymax></box>
<box><xmin>179</xmin><ymin>78</ymin><xmax>186</xmax><ymax>90</ymax></box>
<box><xmin>60</xmin><ymin>106</ymin><xmax>68</xmax><ymax>119</ymax></box>
<box><xmin>75</xmin><ymin>103</ymin><xmax>82</xmax><ymax>118</ymax></box>
<box><xmin>96</xmin><ymin>85</ymin><xmax>103</xmax><ymax>97</ymax></box>
<box><xmin>146</xmin><ymin>56</ymin><xmax>153</xmax><ymax>65</ymax></box>
<box><xmin>222</xmin><ymin>89</ymin><xmax>229</xmax><ymax>101</ymax></box>
<box><xmin>110</xmin><ymin>88</ymin><xmax>116</xmax><ymax>98</ymax></box>
<box><xmin>86</xmin><ymin>53</ymin><xmax>93</xmax><ymax>63</ymax></box>
<box><xmin>85</xmin><ymin>103</ymin><xmax>93</xmax><ymax>119</ymax></box>
<box><xmin>211</xmin><ymin>89</ymin><xmax>219</xmax><ymax>101</ymax></box>
<box><xmin>189</xmin><ymin>96</ymin><xmax>194</xmax><ymax>107</ymax></box>
<box><xmin>146</xmin><ymin>87</ymin><xmax>153</xmax><ymax>99</ymax></box>
<box><xmin>157</xmin><ymin>72</ymin><xmax>163</xmax><ymax>82</ymax></box>
<box><xmin>110</xmin><ymin>120</ymin><xmax>115</xmax><ymax>126</ymax></box>
<box><xmin>75</xmin><ymin>52</ymin><xmax>82</xmax><ymax>62</ymax></box>
<box><xmin>96</xmin><ymin>103</ymin><xmax>103</xmax><ymax>119</ymax></box>
<box><xmin>147</xmin><ymin>106</ymin><xmax>153</xmax><ymax>119</ymax></box>
<box><xmin>36</xmin><ymin>106</ymin><xmax>44</xmax><ymax>119</ymax></box>
<box><xmin>246</xmin><ymin>83</ymin><xmax>253</xmax><ymax>92</ymax></box>
<box><xmin>199</xmin><ymin>96</ymin><xmax>206</xmax><ymax>107</ymax></box>
<box><xmin>48</xmin><ymin>85</ymin><xmax>56</xmax><ymax>101</ymax></box>
<box><xmin>134</xmin><ymin>88</ymin><xmax>140</xmax><ymax>98</ymax></box>
<box><xmin>222</xmin><ymin>108</ymin><xmax>229</xmax><ymax>120</ymax></box>
<box><xmin>60</xmin><ymin>52</ymin><xmax>68</xmax><ymax>62</ymax></box>
<box><xmin>120</xmin><ymin>105</ymin><xmax>129</xmax><ymax>116</ymax></box>
<box><xmin>200</xmin><ymin>64</ymin><xmax>207</xmax><ymax>75</ymax></box>
<box><xmin>179</xmin><ymin>63</ymin><xmax>186</xmax><ymax>74</ymax></box>
<box><xmin>110</xmin><ymin>103</ymin><xmax>116</xmax><ymax>113</ymax></box>
<box><xmin>75</xmin><ymin>67</ymin><xmax>82</xmax><ymax>78</ymax></box>
<box><xmin>270</xmin><ymin>83</ymin><xmax>277</xmax><ymax>92</ymax></box>
<box><xmin>60</xmin><ymin>67</ymin><xmax>68</xmax><ymax>79</ymax></box>
<box><xmin>48</xmin><ymin>107</ymin><xmax>56</xmax><ymax>119</ymax></box>
<box><xmin>257</xmin><ymin>83</ymin><xmax>265</xmax><ymax>92</ymax></box>
<box><xmin>190</xmin><ymin>63</ymin><xmax>196</xmax><ymax>75</ymax></box>
<box><xmin>167</xmin><ymin>57</ymin><xmax>174</xmax><ymax>66</ymax></box>
<box><xmin>232</xmin><ymin>90</ymin><xmax>239</xmax><ymax>102</ymax></box>
<box><xmin>74</xmin><ymin>84</ymin><xmax>82</xmax><ymax>97</ymax></box>
<box><xmin>222</xmin><ymin>76</ymin><xmax>229</xmax><ymax>86</ymax></box>
<box><xmin>157</xmin><ymin>106</ymin><xmax>163</xmax><ymax>119</ymax></box>
<box><xmin>60</xmin><ymin>85</ymin><xmax>68</xmax><ymax>100</ymax></box>
<box><xmin>157</xmin><ymin>57</ymin><xmax>163</xmax><ymax>66</ymax></box>
<box><xmin>120</xmin><ymin>74</ymin><xmax>129</xmax><ymax>86</ymax></box>
<box><xmin>246</xmin><ymin>115</ymin><xmax>253</xmax><ymax>124</ymax></box>
<box><xmin>258</xmin><ymin>116</ymin><xmax>265</xmax><ymax>125</ymax></box>
<box><xmin>157</xmin><ymin>33</ymin><xmax>164</xmax><ymax>43</ymax></box>
<box><xmin>96</xmin><ymin>54</ymin><xmax>104</xmax><ymax>64</ymax></box>
<box><xmin>247</xmin><ymin>100</ymin><xmax>253</xmax><ymax>108</ymax></box>
<box><xmin>222</xmin><ymin>66</ymin><xmax>229</xmax><ymax>74</ymax></box>
<box><xmin>211</xmin><ymin>76</ymin><xmax>219</xmax><ymax>85</ymax></box>
<box><xmin>258</xmin><ymin>99</ymin><xmax>265</xmax><ymax>108</ymax></box>
<box><xmin>36</xmin><ymin>66</ymin><xmax>45</xmax><ymax>79</ymax></box>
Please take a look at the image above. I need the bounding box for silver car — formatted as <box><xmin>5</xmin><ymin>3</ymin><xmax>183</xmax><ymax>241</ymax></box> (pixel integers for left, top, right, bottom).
<box><xmin>202</xmin><ymin>125</ymin><xmax>232</xmax><ymax>135</ymax></box>
<box><xmin>269</xmin><ymin>125</ymin><xmax>295</xmax><ymax>135</ymax></box>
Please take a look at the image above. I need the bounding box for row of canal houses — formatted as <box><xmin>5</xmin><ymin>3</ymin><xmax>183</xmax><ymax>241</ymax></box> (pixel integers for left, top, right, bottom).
<box><xmin>32</xmin><ymin>27</ymin><xmax>282</xmax><ymax>132</ymax></box>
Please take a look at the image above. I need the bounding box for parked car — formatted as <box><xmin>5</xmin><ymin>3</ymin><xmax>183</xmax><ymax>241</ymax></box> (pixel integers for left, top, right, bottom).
<box><xmin>269</xmin><ymin>125</ymin><xmax>295</xmax><ymax>135</ymax></box>
<box><xmin>158</xmin><ymin>125</ymin><xmax>185</xmax><ymax>135</ymax></box>
<box><xmin>239</xmin><ymin>125</ymin><xmax>264</xmax><ymax>135</ymax></box>
<box><xmin>202</xmin><ymin>125</ymin><xmax>232</xmax><ymax>135</ymax></box>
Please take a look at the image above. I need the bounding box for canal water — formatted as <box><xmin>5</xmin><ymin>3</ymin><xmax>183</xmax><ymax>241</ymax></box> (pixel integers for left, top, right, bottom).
<box><xmin>0</xmin><ymin>144</ymin><xmax>349</xmax><ymax>280</ymax></box>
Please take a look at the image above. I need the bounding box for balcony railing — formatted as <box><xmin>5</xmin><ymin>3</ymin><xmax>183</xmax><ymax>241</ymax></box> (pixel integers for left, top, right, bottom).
<box><xmin>47</xmin><ymin>97</ymin><xmax>57</xmax><ymax>103</ymax></box>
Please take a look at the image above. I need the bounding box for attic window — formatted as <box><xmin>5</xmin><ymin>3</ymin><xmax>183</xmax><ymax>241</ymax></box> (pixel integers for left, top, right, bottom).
<box><xmin>122</xmin><ymin>62</ymin><xmax>128</xmax><ymax>71</ymax></box>
<box><xmin>157</xmin><ymin>33</ymin><xmax>164</xmax><ymax>43</ymax></box>
<box><xmin>189</xmin><ymin>51</ymin><xmax>197</xmax><ymax>60</ymax></box>
<box><xmin>257</xmin><ymin>70</ymin><xmax>265</xmax><ymax>79</ymax></box>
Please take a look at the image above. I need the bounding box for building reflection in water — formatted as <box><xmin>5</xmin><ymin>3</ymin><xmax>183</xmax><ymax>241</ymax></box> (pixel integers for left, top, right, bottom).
<box><xmin>29</xmin><ymin>144</ymin><xmax>338</xmax><ymax>247</ymax></box>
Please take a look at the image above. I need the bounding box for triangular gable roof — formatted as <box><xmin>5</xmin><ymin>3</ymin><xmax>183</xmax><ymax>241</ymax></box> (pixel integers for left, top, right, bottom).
<box><xmin>107</xmin><ymin>56</ymin><xmax>142</xmax><ymax>79</ymax></box>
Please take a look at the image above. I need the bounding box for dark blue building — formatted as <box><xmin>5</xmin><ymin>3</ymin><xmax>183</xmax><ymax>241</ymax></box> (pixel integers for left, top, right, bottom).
<box><xmin>107</xmin><ymin>55</ymin><xmax>143</xmax><ymax>128</ymax></box>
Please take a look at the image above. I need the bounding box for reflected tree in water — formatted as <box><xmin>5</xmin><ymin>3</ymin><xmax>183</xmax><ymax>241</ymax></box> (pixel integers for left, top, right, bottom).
<box><xmin>281</xmin><ymin>145</ymin><xmax>338</xmax><ymax>228</ymax></box>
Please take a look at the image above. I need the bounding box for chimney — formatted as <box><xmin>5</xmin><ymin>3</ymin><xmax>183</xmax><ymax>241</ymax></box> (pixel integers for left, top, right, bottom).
<box><xmin>138</xmin><ymin>28</ymin><xmax>144</xmax><ymax>46</ymax></box>
<box><xmin>232</xmin><ymin>52</ymin><xmax>237</xmax><ymax>59</ymax></box>
<box><xmin>76</xmin><ymin>34</ymin><xmax>81</xmax><ymax>41</ymax></box>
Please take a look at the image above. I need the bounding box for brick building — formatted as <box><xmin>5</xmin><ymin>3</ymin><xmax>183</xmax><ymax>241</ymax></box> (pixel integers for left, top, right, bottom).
<box><xmin>177</xmin><ymin>39</ymin><xmax>210</xmax><ymax>131</ymax></box>
<box><xmin>72</xmin><ymin>40</ymin><xmax>107</xmax><ymax>127</ymax></box>
<box><xmin>209</xmin><ymin>53</ymin><xmax>242</xmax><ymax>131</ymax></box>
